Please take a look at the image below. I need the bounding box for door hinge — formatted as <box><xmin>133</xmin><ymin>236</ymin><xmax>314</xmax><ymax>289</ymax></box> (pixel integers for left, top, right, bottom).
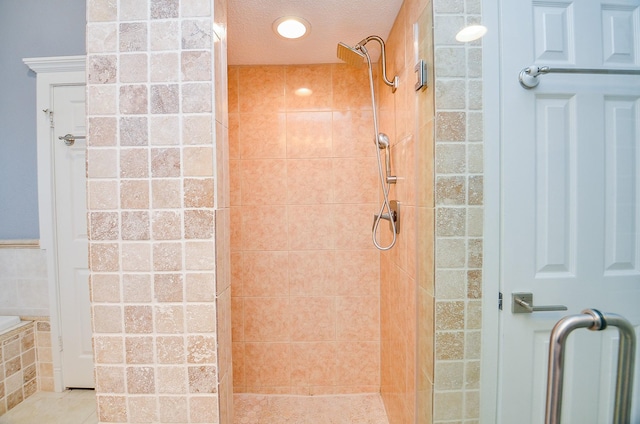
<box><xmin>498</xmin><ymin>292</ymin><xmax>503</xmax><ymax>310</ymax></box>
<box><xmin>43</xmin><ymin>108</ymin><xmax>54</xmax><ymax>128</ymax></box>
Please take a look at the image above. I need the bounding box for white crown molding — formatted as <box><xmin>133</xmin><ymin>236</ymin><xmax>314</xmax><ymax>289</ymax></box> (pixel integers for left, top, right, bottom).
<box><xmin>23</xmin><ymin>55</ymin><xmax>86</xmax><ymax>73</ymax></box>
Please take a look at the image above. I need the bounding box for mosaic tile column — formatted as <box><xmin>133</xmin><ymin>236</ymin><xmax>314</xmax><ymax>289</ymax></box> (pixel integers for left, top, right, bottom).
<box><xmin>86</xmin><ymin>0</ymin><xmax>231</xmax><ymax>422</ymax></box>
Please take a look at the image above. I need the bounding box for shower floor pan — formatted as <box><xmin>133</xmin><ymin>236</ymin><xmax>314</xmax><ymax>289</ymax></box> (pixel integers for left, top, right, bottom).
<box><xmin>233</xmin><ymin>393</ymin><xmax>389</xmax><ymax>424</ymax></box>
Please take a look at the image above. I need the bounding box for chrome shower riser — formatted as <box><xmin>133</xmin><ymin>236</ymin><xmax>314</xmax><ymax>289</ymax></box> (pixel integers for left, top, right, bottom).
<box><xmin>337</xmin><ymin>35</ymin><xmax>399</xmax><ymax>250</ymax></box>
<box><xmin>336</xmin><ymin>35</ymin><xmax>399</xmax><ymax>93</ymax></box>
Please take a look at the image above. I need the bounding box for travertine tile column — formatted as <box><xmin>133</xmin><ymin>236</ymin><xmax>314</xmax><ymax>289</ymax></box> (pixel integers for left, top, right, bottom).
<box><xmin>432</xmin><ymin>0</ymin><xmax>484</xmax><ymax>422</ymax></box>
<box><xmin>86</xmin><ymin>0</ymin><xmax>231</xmax><ymax>422</ymax></box>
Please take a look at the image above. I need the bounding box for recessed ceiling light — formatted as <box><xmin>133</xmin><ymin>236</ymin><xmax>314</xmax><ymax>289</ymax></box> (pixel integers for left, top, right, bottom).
<box><xmin>273</xmin><ymin>16</ymin><xmax>311</xmax><ymax>39</ymax></box>
<box><xmin>455</xmin><ymin>25</ymin><xmax>487</xmax><ymax>42</ymax></box>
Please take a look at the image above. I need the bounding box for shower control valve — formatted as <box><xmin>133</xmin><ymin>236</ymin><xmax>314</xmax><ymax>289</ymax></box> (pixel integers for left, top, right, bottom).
<box><xmin>372</xmin><ymin>200</ymin><xmax>400</xmax><ymax>235</ymax></box>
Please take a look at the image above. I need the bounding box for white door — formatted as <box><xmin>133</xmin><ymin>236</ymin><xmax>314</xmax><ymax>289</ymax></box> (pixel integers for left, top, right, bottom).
<box><xmin>498</xmin><ymin>1</ymin><xmax>640</xmax><ymax>423</ymax></box>
<box><xmin>52</xmin><ymin>84</ymin><xmax>94</xmax><ymax>388</ymax></box>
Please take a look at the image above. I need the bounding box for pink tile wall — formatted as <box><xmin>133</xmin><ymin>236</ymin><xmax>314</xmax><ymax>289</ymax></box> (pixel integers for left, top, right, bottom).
<box><xmin>229</xmin><ymin>64</ymin><xmax>382</xmax><ymax>395</ymax></box>
<box><xmin>378</xmin><ymin>0</ymin><xmax>435</xmax><ymax>423</ymax></box>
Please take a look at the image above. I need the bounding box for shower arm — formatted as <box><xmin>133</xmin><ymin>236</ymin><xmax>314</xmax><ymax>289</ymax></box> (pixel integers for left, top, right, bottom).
<box><xmin>357</xmin><ymin>35</ymin><xmax>399</xmax><ymax>93</ymax></box>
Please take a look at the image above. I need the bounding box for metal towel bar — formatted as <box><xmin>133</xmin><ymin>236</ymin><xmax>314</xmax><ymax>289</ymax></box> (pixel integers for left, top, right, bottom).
<box><xmin>545</xmin><ymin>309</ymin><xmax>636</xmax><ymax>424</ymax></box>
<box><xmin>519</xmin><ymin>65</ymin><xmax>640</xmax><ymax>89</ymax></box>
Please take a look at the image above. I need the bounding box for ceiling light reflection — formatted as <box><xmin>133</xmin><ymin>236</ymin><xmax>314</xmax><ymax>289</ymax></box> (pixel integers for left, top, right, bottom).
<box><xmin>294</xmin><ymin>87</ymin><xmax>313</xmax><ymax>97</ymax></box>
<box><xmin>455</xmin><ymin>25</ymin><xmax>487</xmax><ymax>42</ymax></box>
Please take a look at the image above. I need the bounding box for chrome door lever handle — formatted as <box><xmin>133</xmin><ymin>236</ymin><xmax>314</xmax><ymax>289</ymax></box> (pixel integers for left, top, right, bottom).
<box><xmin>58</xmin><ymin>133</ymin><xmax>86</xmax><ymax>147</ymax></box>
<box><xmin>512</xmin><ymin>293</ymin><xmax>568</xmax><ymax>314</ymax></box>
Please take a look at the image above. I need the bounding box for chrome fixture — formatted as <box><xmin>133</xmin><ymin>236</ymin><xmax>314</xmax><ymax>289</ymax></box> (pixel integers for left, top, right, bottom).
<box><xmin>414</xmin><ymin>60</ymin><xmax>428</xmax><ymax>91</ymax></box>
<box><xmin>337</xmin><ymin>35</ymin><xmax>399</xmax><ymax>93</ymax></box>
<box><xmin>511</xmin><ymin>293</ymin><xmax>568</xmax><ymax>314</ymax></box>
<box><xmin>545</xmin><ymin>309</ymin><xmax>636</xmax><ymax>424</ymax></box>
<box><xmin>337</xmin><ymin>35</ymin><xmax>399</xmax><ymax>250</ymax></box>
<box><xmin>373</xmin><ymin>200</ymin><xmax>400</xmax><ymax>235</ymax></box>
<box><xmin>519</xmin><ymin>65</ymin><xmax>640</xmax><ymax>89</ymax></box>
<box><xmin>376</xmin><ymin>132</ymin><xmax>389</xmax><ymax>149</ymax></box>
<box><xmin>58</xmin><ymin>133</ymin><xmax>86</xmax><ymax>147</ymax></box>
<box><xmin>376</xmin><ymin>133</ymin><xmax>397</xmax><ymax>185</ymax></box>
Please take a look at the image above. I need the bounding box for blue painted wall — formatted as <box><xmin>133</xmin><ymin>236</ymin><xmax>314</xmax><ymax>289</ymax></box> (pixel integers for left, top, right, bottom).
<box><xmin>0</xmin><ymin>0</ymin><xmax>85</xmax><ymax>239</ymax></box>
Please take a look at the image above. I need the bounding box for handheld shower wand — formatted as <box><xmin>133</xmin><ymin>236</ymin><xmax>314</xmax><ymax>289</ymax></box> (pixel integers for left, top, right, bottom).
<box><xmin>377</xmin><ymin>133</ymin><xmax>397</xmax><ymax>184</ymax></box>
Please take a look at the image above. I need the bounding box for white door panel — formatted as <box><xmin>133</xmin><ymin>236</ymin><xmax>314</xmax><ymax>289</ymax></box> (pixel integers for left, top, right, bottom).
<box><xmin>498</xmin><ymin>0</ymin><xmax>640</xmax><ymax>422</ymax></box>
<box><xmin>53</xmin><ymin>84</ymin><xmax>94</xmax><ymax>388</ymax></box>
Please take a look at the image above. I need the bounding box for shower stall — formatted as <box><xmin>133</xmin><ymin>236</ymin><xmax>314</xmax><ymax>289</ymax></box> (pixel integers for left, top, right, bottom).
<box><xmin>80</xmin><ymin>0</ymin><xmax>486</xmax><ymax>421</ymax></box>
<box><xmin>228</xmin><ymin>3</ymin><xmax>435</xmax><ymax>423</ymax></box>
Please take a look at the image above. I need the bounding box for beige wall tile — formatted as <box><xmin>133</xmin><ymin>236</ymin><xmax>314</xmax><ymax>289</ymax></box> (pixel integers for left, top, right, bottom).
<box><xmin>128</xmin><ymin>396</ymin><xmax>158</xmax><ymax>422</ymax></box>
<box><xmin>120</xmin><ymin>54</ymin><xmax>148</xmax><ymax>83</ymax></box>
<box><xmin>87</xmin><ymin>0</ymin><xmax>116</xmax><ymax>22</ymax></box>
<box><xmin>150</xmin><ymin>116</ymin><xmax>180</xmax><ymax>146</ymax></box>
<box><xmin>94</xmin><ymin>336</ymin><xmax>124</xmax><ymax>364</ymax></box>
<box><xmin>120</xmin><ymin>0</ymin><xmax>147</xmax><ymax>21</ymax></box>
<box><xmin>158</xmin><ymin>396</ymin><xmax>188</xmax><ymax>422</ymax></box>
<box><xmin>97</xmin><ymin>395</ymin><xmax>127</xmax><ymax>422</ymax></box>
<box><xmin>122</xmin><ymin>274</ymin><xmax>152</xmax><ymax>303</ymax></box>
<box><xmin>125</xmin><ymin>336</ymin><xmax>154</xmax><ymax>364</ymax></box>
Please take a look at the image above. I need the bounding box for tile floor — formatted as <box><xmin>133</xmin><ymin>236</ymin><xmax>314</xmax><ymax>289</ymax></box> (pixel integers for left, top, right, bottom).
<box><xmin>0</xmin><ymin>390</ymin><xmax>388</xmax><ymax>424</ymax></box>
<box><xmin>233</xmin><ymin>393</ymin><xmax>389</xmax><ymax>424</ymax></box>
<box><xmin>0</xmin><ymin>389</ymin><xmax>97</xmax><ymax>424</ymax></box>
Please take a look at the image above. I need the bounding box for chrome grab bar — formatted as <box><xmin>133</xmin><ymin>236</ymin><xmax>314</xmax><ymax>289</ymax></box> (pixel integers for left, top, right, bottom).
<box><xmin>545</xmin><ymin>309</ymin><xmax>636</xmax><ymax>424</ymax></box>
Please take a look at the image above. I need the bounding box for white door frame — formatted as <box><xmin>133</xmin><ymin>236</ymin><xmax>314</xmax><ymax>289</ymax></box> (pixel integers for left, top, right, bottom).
<box><xmin>480</xmin><ymin>0</ymin><xmax>505</xmax><ymax>421</ymax></box>
<box><xmin>23</xmin><ymin>55</ymin><xmax>86</xmax><ymax>392</ymax></box>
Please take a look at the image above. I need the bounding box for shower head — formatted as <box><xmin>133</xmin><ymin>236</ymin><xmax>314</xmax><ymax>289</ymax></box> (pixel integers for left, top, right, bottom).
<box><xmin>336</xmin><ymin>42</ymin><xmax>366</xmax><ymax>66</ymax></box>
<box><xmin>337</xmin><ymin>36</ymin><xmax>399</xmax><ymax>92</ymax></box>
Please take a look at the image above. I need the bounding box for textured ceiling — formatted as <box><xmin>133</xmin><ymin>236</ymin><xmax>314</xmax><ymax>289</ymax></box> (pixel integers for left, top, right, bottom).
<box><xmin>227</xmin><ymin>0</ymin><xmax>404</xmax><ymax>65</ymax></box>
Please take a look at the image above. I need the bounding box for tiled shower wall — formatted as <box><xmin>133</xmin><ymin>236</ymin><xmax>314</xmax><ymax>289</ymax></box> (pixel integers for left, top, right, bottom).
<box><xmin>379</xmin><ymin>0</ymin><xmax>483</xmax><ymax>422</ymax></box>
<box><xmin>85</xmin><ymin>0</ymin><xmax>231</xmax><ymax>422</ymax></box>
<box><xmin>378</xmin><ymin>0</ymin><xmax>435</xmax><ymax>423</ymax></box>
<box><xmin>228</xmin><ymin>64</ymin><xmax>382</xmax><ymax>395</ymax></box>
<box><xmin>432</xmin><ymin>0</ymin><xmax>484</xmax><ymax>422</ymax></box>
